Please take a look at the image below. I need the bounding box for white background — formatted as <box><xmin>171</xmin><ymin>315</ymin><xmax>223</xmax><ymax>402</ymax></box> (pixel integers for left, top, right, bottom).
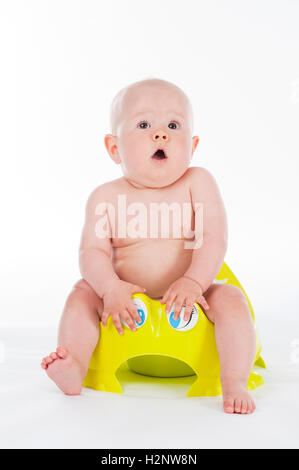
<box><xmin>0</xmin><ymin>0</ymin><xmax>298</xmax><ymax>328</ymax></box>
<box><xmin>0</xmin><ymin>0</ymin><xmax>299</xmax><ymax>449</ymax></box>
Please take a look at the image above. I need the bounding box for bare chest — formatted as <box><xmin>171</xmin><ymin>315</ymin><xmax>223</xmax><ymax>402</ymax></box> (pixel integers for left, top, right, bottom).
<box><xmin>107</xmin><ymin>186</ymin><xmax>195</xmax><ymax>248</ymax></box>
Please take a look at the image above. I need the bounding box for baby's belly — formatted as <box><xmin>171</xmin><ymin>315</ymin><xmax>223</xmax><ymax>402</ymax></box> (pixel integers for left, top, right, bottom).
<box><xmin>112</xmin><ymin>239</ymin><xmax>193</xmax><ymax>299</ymax></box>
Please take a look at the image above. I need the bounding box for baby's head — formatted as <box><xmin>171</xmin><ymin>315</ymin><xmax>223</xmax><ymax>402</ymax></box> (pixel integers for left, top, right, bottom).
<box><xmin>105</xmin><ymin>78</ymin><xmax>199</xmax><ymax>189</ymax></box>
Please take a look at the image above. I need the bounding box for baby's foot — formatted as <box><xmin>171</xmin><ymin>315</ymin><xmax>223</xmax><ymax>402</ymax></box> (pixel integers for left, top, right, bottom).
<box><xmin>221</xmin><ymin>377</ymin><xmax>256</xmax><ymax>414</ymax></box>
<box><xmin>41</xmin><ymin>346</ymin><xmax>84</xmax><ymax>395</ymax></box>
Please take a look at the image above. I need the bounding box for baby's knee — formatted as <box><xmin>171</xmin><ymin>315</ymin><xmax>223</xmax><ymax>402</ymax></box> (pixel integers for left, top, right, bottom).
<box><xmin>72</xmin><ymin>279</ymin><xmax>94</xmax><ymax>293</ymax></box>
<box><xmin>205</xmin><ymin>284</ymin><xmax>250</xmax><ymax>323</ymax></box>
<box><xmin>67</xmin><ymin>279</ymin><xmax>101</xmax><ymax>314</ymax></box>
<box><xmin>206</xmin><ymin>283</ymin><xmax>245</xmax><ymax>305</ymax></box>
<box><xmin>216</xmin><ymin>285</ymin><xmax>251</xmax><ymax>319</ymax></box>
<box><xmin>218</xmin><ymin>284</ymin><xmax>248</xmax><ymax>305</ymax></box>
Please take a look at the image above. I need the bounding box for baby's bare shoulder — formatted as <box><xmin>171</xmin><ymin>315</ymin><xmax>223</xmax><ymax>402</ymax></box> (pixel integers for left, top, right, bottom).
<box><xmin>186</xmin><ymin>166</ymin><xmax>223</xmax><ymax>202</ymax></box>
<box><xmin>86</xmin><ymin>177</ymin><xmax>123</xmax><ymax>203</ymax></box>
<box><xmin>83</xmin><ymin>178</ymin><xmax>125</xmax><ymax>219</ymax></box>
<box><xmin>187</xmin><ymin>166</ymin><xmax>218</xmax><ymax>187</ymax></box>
<box><xmin>186</xmin><ymin>165</ymin><xmax>214</xmax><ymax>180</ymax></box>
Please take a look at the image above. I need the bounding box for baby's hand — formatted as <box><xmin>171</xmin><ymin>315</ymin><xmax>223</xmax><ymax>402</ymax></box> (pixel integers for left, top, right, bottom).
<box><xmin>160</xmin><ymin>276</ymin><xmax>210</xmax><ymax>322</ymax></box>
<box><xmin>101</xmin><ymin>279</ymin><xmax>146</xmax><ymax>335</ymax></box>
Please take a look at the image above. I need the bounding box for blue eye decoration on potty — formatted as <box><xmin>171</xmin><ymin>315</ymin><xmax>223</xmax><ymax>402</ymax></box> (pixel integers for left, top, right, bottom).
<box><xmin>122</xmin><ymin>298</ymin><xmax>148</xmax><ymax>329</ymax></box>
<box><xmin>167</xmin><ymin>303</ymin><xmax>199</xmax><ymax>331</ymax></box>
<box><xmin>122</xmin><ymin>298</ymin><xmax>199</xmax><ymax>331</ymax></box>
<box><xmin>136</xmin><ymin>308</ymin><xmax>145</xmax><ymax>326</ymax></box>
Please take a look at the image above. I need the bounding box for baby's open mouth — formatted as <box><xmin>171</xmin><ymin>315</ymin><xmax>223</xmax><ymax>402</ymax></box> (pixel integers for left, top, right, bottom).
<box><xmin>151</xmin><ymin>149</ymin><xmax>167</xmax><ymax>160</ymax></box>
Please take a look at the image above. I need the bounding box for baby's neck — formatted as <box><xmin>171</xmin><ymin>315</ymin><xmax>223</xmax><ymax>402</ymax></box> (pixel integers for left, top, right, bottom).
<box><xmin>124</xmin><ymin>177</ymin><xmax>163</xmax><ymax>190</ymax></box>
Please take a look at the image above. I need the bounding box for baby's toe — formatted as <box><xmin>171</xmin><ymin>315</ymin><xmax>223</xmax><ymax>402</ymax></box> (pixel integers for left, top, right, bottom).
<box><xmin>44</xmin><ymin>355</ymin><xmax>54</xmax><ymax>364</ymax></box>
<box><xmin>40</xmin><ymin>356</ymin><xmax>52</xmax><ymax>369</ymax></box>
<box><xmin>246</xmin><ymin>400</ymin><xmax>253</xmax><ymax>414</ymax></box>
<box><xmin>41</xmin><ymin>351</ymin><xmax>60</xmax><ymax>370</ymax></box>
<box><xmin>56</xmin><ymin>346</ymin><xmax>68</xmax><ymax>359</ymax></box>
<box><xmin>241</xmin><ymin>400</ymin><xmax>247</xmax><ymax>414</ymax></box>
<box><xmin>223</xmin><ymin>396</ymin><xmax>234</xmax><ymax>414</ymax></box>
<box><xmin>234</xmin><ymin>399</ymin><xmax>241</xmax><ymax>413</ymax></box>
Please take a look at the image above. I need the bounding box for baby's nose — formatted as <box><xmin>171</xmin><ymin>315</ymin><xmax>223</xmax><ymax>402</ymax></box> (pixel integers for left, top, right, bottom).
<box><xmin>152</xmin><ymin>129</ymin><xmax>169</xmax><ymax>142</ymax></box>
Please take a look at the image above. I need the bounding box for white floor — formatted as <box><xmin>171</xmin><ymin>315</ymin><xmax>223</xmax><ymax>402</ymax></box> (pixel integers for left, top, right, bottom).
<box><xmin>1</xmin><ymin>314</ymin><xmax>299</xmax><ymax>449</ymax></box>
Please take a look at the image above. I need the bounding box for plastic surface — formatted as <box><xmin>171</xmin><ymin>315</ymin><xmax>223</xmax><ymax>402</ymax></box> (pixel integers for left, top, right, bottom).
<box><xmin>83</xmin><ymin>261</ymin><xmax>266</xmax><ymax>397</ymax></box>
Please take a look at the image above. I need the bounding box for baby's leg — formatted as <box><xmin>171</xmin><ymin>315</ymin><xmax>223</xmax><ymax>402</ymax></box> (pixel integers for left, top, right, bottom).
<box><xmin>202</xmin><ymin>284</ymin><xmax>256</xmax><ymax>414</ymax></box>
<box><xmin>41</xmin><ymin>279</ymin><xmax>103</xmax><ymax>395</ymax></box>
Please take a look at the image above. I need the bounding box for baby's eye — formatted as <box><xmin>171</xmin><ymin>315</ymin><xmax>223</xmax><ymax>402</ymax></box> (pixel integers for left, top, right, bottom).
<box><xmin>167</xmin><ymin>303</ymin><xmax>199</xmax><ymax>331</ymax></box>
<box><xmin>168</xmin><ymin>122</ymin><xmax>179</xmax><ymax>130</ymax></box>
<box><xmin>138</xmin><ymin>121</ymin><xmax>151</xmax><ymax>129</ymax></box>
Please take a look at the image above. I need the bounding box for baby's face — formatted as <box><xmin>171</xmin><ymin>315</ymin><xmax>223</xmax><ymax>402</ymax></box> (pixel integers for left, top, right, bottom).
<box><xmin>106</xmin><ymin>84</ymin><xmax>199</xmax><ymax>189</ymax></box>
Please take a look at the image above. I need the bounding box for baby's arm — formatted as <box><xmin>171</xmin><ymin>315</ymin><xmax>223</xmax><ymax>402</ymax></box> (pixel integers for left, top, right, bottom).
<box><xmin>184</xmin><ymin>167</ymin><xmax>228</xmax><ymax>290</ymax></box>
<box><xmin>79</xmin><ymin>186</ymin><xmax>119</xmax><ymax>298</ymax></box>
<box><xmin>79</xmin><ymin>186</ymin><xmax>146</xmax><ymax>334</ymax></box>
<box><xmin>161</xmin><ymin>167</ymin><xmax>228</xmax><ymax>319</ymax></box>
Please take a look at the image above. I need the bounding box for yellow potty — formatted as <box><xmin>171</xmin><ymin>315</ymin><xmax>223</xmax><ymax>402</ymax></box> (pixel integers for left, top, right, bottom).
<box><xmin>83</xmin><ymin>261</ymin><xmax>266</xmax><ymax>397</ymax></box>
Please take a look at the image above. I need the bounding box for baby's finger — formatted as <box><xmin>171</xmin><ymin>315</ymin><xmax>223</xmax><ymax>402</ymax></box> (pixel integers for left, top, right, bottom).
<box><xmin>123</xmin><ymin>310</ymin><xmax>137</xmax><ymax>332</ymax></box>
<box><xmin>165</xmin><ymin>292</ymin><xmax>176</xmax><ymax>314</ymax></box>
<box><xmin>199</xmin><ymin>296</ymin><xmax>210</xmax><ymax>310</ymax></box>
<box><xmin>128</xmin><ymin>303</ymin><xmax>142</xmax><ymax>323</ymax></box>
<box><xmin>173</xmin><ymin>295</ymin><xmax>185</xmax><ymax>321</ymax></box>
<box><xmin>111</xmin><ymin>313</ymin><xmax>124</xmax><ymax>335</ymax></box>
<box><xmin>101</xmin><ymin>311</ymin><xmax>110</xmax><ymax>327</ymax></box>
<box><xmin>160</xmin><ymin>289</ymin><xmax>170</xmax><ymax>304</ymax></box>
<box><xmin>131</xmin><ymin>284</ymin><xmax>146</xmax><ymax>294</ymax></box>
<box><xmin>183</xmin><ymin>301</ymin><xmax>195</xmax><ymax>321</ymax></box>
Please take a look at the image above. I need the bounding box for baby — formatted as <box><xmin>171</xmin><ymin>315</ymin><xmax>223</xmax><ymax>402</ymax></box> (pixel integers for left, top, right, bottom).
<box><xmin>41</xmin><ymin>78</ymin><xmax>256</xmax><ymax>414</ymax></box>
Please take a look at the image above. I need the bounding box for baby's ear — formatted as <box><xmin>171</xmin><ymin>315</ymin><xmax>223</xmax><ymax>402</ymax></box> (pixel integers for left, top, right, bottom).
<box><xmin>191</xmin><ymin>136</ymin><xmax>199</xmax><ymax>157</ymax></box>
<box><xmin>104</xmin><ymin>134</ymin><xmax>121</xmax><ymax>164</ymax></box>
